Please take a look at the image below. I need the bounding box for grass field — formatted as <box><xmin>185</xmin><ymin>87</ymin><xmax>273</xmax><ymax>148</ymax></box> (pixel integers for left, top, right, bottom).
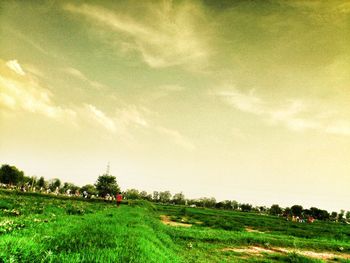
<box><xmin>0</xmin><ymin>190</ymin><xmax>349</xmax><ymax>262</ymax></box>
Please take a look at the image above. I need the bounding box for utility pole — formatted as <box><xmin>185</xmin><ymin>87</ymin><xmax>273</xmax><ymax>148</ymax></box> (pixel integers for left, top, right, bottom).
<box><xmin>106</xmin><ymin>162</ymin><xmax>110</xmax><ymax>175</ymax></box>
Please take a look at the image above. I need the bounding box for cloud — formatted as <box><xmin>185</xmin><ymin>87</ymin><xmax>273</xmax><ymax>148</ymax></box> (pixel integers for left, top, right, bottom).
<box><xmin>63</xmin><ymin>2</ymin><xmax>209</xmax><ymax>70</ymax></box>
<box><xmin>85</xmin><ymin>104</ymin><xmax>116</xmax><ymax>132</ymax></box>
<box><xmin>217</xmin><ymin>87</ymin><xmax>350</xmax><ymax>136</ymax></box>
<box><xmin>64</xmin><ymin>67</ymin><xmax>106</xmax><ymax>89</ymax></box>
<box><xmin>6</xmin><ymin>60</ymin><xmax>26</xmax><ymax>76</ymax></box>
<box><xmin>116</xmin><ymin>106</ymin><xmax>149</xmax><ymax>128</ymax></box>
<box><xmin>325</xmin><ymin>121</ymin><xmax>350</xmax><ymax>136</ymax></box>
<box><xmin>81</xmin><ymin>103</ymin><xmax>194</xmax><ymax>150</ymax></box>
<box><xmin>155</xmin><ymin>126</ymin><xmax>195</xmax><ymax>151</ymax></box>
<box><xmin>0</xmin><ymin>59</ymin><xmax>76</xmax><ymax>120</ymax></box>
<box><xmin>1</xmin><ymin>59</ymin><xmax>195</xmax><ymax>149</ymax></box>
<box><xmin>218</xmin><ymin>90</ymin><xmax>264</xmax><ymax>115</ymax></box>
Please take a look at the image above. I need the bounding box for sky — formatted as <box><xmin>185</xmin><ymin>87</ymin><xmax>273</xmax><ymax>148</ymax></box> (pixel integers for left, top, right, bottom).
<box><xmin>1</xmin><ymin>0</ymin><xmax>350</xmax><ymax>212</ymax></box>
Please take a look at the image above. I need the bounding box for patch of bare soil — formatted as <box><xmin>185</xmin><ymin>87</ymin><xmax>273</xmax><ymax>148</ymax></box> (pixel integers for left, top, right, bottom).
<box><xmin>245</xmin><ymin>227</ymin><xmax>266</xmax><ymax>234</ymax></box>
<box><xmin>221</xmin><ymin>246</ymin><xmax>350</xmax><ymax>260</ymax></box>
<box><xmin>160</xmin><ymin>215</ymin><xmax>192</xmax><ymax>227</ymax></box>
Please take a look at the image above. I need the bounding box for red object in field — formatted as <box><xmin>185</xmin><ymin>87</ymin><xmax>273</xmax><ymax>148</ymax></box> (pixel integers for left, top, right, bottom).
<box><xmin>116</xmin><ymin>194</ymin><xmax>122</xmax><ymax>202</ymax></box>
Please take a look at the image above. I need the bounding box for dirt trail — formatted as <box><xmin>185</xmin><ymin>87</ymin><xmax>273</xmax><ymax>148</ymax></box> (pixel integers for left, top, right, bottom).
<box><xmin>221</xmin><ymin>246</ymin><xmax>350</xmax><ymax>261</ymax></box>
<box><xmin>160</xmin><ymin>215</ymin><xmax>192</xmax><ymax>227</ymax></box>
<box><xmin>245</xmin><ymin>227</ymin><xmax>266</xmax><ymax>234</ymax></box>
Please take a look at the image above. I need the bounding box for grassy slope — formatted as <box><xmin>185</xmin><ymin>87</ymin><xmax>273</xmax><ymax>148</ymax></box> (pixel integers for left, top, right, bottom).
<box><xmin>0</xmin><ymin>191</ymin><xmax>180</xmax><ymax>262</ymax></box>
<box><xmin>1</xmin><ymin>190</ymin><xmax>350</xmax><ymax>263</ymax></box>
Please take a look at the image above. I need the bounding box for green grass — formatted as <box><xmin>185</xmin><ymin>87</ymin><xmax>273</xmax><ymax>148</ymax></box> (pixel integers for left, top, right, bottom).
<box><xmin>1</xmin><ymin>190</ymin><xmax>349</xmax><ymax>262</ymax></box>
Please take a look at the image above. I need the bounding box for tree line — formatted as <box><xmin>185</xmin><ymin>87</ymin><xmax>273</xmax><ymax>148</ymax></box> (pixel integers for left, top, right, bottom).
<box><xmin>1</xmin><ymin>164</ymin><xmax>349</xmax><ymax>222</ymax></box>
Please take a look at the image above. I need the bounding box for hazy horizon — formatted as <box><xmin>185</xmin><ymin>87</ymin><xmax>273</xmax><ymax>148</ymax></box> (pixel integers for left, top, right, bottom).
<box><xmin>1</xmin><ymin>0</ymin><xmax>350</xmax><ymax>212</ymax></box>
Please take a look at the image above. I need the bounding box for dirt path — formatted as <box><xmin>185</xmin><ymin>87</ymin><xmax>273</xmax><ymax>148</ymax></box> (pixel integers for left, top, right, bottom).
<box><xmin>245</xmin><ymin>226</ymin><xmax>266</xmax><ymax>234</ymax></box>
<box><xmin>221</xmin><ymin>246</ymin><xmax>350</xmax><ymax>261</ymax></box>
<box><xmin>160</xmin><ymin>215</ymin><xmax>192</xmax><ymax>227</ymax></box>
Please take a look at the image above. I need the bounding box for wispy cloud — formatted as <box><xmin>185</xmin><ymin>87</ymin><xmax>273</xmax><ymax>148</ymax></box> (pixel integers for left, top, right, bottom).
<box><xmin>217</xmin><ymin>88</ymin><xmax>350</xmax><ymax>136</ymax></box>
<box><xmin>0</xmin><ymin>59</ymin><xmax>76</xmax><ymax>120</ymax></box>
<box><xmin>63</xmin><ymin>2</ymin><xmax>209</xmax><ymax>70</ymax></box>
<box><xmin>81</xmin><ymin>102</ymin><xmax>195</xmax><ymax>151</ymax></box>
<box><xmin>85</xmin><ymin>104</ymin><xmax>116</xmax><ymax>132</ymax></box>
<box><xmin>64</xmin><ymin>67</ymin><xmax>106</xmax><ymax>89</ymax></box>
<box><xmin>155</xmin><ymin>126</ymin><xmax>195</xmax><ymax>151</ymax></box>
<box><xmin>6</xmin><ymin>60</ymin><xmax>26</xmax><ymax>76</ymax></box>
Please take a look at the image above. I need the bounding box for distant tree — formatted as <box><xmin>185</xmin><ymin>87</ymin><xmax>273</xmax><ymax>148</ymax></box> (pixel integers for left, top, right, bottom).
<box><xmin>215</xmin><ymin>201</ymin><xmax>225</xmax><ymax>209</ymax></box>
<box><xmin>308</xmin><ymin>207</ymin><xmax>329</xmax><ymax>220</ymax></box>
<box><xmin>338</xmin><ymin>210</ymin><xmax>345</xmax><ymax>221</ymax></box>
<box><xmin>81</xmin><ymin>184</ymin><xmax>98</xmax><ymax>196</ymax></box>
<box><xmin>302</xmin><ymin>209</ymin><xmax>311</xmax><ymax>217</ymax></box>
<box><xmin>186</xmin><ymin>199</ymin><xmax>196</xmax><ymax>206</ymax></box>
<box><xmin>284</xmin><ymin>207</ymin><xmax>291</xmax><ymax>216</ymax></box>
<box><xmin>239</xmin><ymin>203</ymin><xmax>252</xmax><ymax>212</ymax></box>
<box><xmin>346</xmin><ymin>211</ymin><xmax>350</xmax><ymax>220</ymax></box>
<box><xmin>49</xmin><ymin>179</ymin><xmax>61</xmax><ymax>191</ymax></box>
<box><xmin>222</xmin><ymin>200</ymin><xmax>234</xmax><ymax>210</ymax></box>
<box><xmin>152</xmin><ymin>191</ymin><xmax>160</xmax><ymax>202</ymax></box>
<box><xmin>159</xmin><ymin>191</ymin><xmax>172</xmax><ymax>203</ymax></box>
<box><xmin>269</xmin><ymin>204</ymin><xmax>282</xmax><ymax>216</ymax></box>
<box><xmin>231</xmin><ymin>200</ymin><xmax>239</xmax><ymax>210</ymax></box>
<box><xmin>0</xmin><ymin>164</ymin><xmax>24</xmax><ymax>185</ymax></box>
<box><xmin>95</xmin><ymin>174</ymin><xmax>120</xmax><ymax>197</ymax></box>
<box><xmin>21</xmin><ymin>176</ymin><xmax>32</xmax><ymax>185</ymax></box>
<box><xmin>319</xmin><ymin>210</ymin><xmax>330</xmax><ymax>220</ymax></box>
<box><xmin>198</xmin><ymin>197</ymin><xmax>216</xmax><ymax>208</ymax></box>
<box><xmin>215</xmin><ymin>200</ymin><xmax>236</xmax><ymax>210</ymax></box>
<box><xmin>291</xmin><ymin>205</ymin><xmax>303</xmax><ymax>217</ymax></box>
<box><xmin>172</xmin><ymin>192</ymin><xmax>186</xmax><ymax>205</ymax></box>
<box><xmin>60</xmin><ymin>182</ymin><xmax>79</xmax><ymax>195</ymax></box>
<box><xmin>36</xmin><ymin>176</ymin><xmax>47</xmax><ymax>189</ymax></box>
<box><xmin>28</xmin><ymin>176</ymin><xmax>37</xmax><ymax>190</ymax></box>
<box><xmin>310</xmin><ymin>207</ymin><xmax>320</xmax><ymax>218</ymax></box>
<box><xmin>207</xmin><ymin>197</ymin><xmax>217</xmax><ymax>208</ymax></box>
<box><xmin>139</xmin><ymin>191</ymin><xmax>152</xmax><ymax>201</ymax></box>
<box><xmin>330</xmin><ymin>211</ymin><xmax>338</xmax><ymax>221</ymax></box>
<box><xmin>125</xmin><ymin>189</ymin><xmax>140</xmax><ymax>200</ymax></box>
<box><xmin>259</xmin><ymin>206</ymin><xmax>267</xmax><ymax>213</ymax></box>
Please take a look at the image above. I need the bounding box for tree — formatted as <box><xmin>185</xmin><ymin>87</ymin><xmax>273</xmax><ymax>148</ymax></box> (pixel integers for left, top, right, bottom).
<box><xmin>0</xmin><ymin>164</ymin><xmax>24</xmax><ymax>185</ymax></box>
<box><xmin>124</xmin><ymin>189</ymin><xmax>140</xmax><ymax>200</ymax></box>
<box><xmin>159</xmin><ymin>191</ymin><xmax>172</xmax><ymax>203</ymax></box>
<box><xmin>49</xmin><ymin>179</ymin><xmax>61</xmax><ymax>192</ymax></box>
<box><xmin>346</xmin><ymin>211</ymin><xmax>350</xmax><ymax>220</ymax></box>
<box><xmin>199</xmin><ymin>197</ymin><xmax>216</xmax><ymax>208</ymax></box>
<box><xmin>36</xmin><ymin>176</ymin><xmax>47</xmax><ymax>189</ymax></box>
<box><xmin>152</xmin><ymin>191</ymin><xmax>160</xmax><ymax>202</ymax></box>
<box><xmin>95</xmin><ymin>174</ymin><xmax>120</xmax><ymax>197</ymax></box>
<box><xmin>269</xmin><ymin>204</ymin><xmax>282</xmax><ymax>216</ymax></box>
<box><xmin>239</xmin><ymin>203</ymin><xmax>252</xmax><ymax>212</ymax></box>
<box><xmin>81</xmin><ymin>184</ymin><xmax>98</xmax><ymax>196</ymax></box>
<box><xmin>215</xmin><ymin>201</ymin><xmax>225</xmax><ymax>209</ymax></box>
<box><xmin>60</xmin><ymin>182</ymin><xmax>80</xmax><ymax>195</ymax></box>
<box><xmin>330</xmin><ymin>211</ymin><xmax>338</xmax><ymax>221</ymax></box>
<box><xmin>140</xmin><ymin>191</ymin><xmax>152</xmax><ymax>201</ymax></box>
<box><xmin>231</xmin><ymin>200</ymin><xmax>239</xmax><ymax>210</ymax></box>
<box><xmin>259</xmin><ymin>206</ymin><xmax>267</xmax><ymax>213</ymax></box>
<box><xmin>283</xmin><ymin>207</ymin><xmax>291</xmax><ymax>217</ymax></box>
<box><xmin>291</xmin><ymin>205</ymin><xmax>303</xmax><ymax>217</ymax></box>
<box><xmin>172</xmin><ymin>192</ymin><xmax>186</xmax><ymax>205</ymax></box>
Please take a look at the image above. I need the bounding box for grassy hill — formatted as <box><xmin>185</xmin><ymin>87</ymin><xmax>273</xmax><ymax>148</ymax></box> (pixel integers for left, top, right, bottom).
<box><xmin>0</xmin><ymin>190</ymin><xmax>349</xmax><ymax>262</ymax></box>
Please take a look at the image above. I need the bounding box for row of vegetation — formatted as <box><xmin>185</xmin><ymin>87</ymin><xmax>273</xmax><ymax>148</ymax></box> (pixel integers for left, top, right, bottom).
<box><xmin>1</xmin><ymin>164</ymin><xmax>349</xmax><ymax>223</ymax></box>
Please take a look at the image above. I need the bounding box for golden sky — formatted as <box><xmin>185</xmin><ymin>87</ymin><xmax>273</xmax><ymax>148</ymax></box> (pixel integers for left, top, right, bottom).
<box><xmin>1</xmin><ymin>0</ymin><xmax>350</xmax><ymax>211</ymax></box>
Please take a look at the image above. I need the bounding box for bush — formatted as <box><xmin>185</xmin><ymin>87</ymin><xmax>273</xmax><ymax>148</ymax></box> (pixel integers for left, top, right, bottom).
<box><xmin>65</xmin><ymin>205</ymin><xmax>85</xmax><ymax>215</ymax></box>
